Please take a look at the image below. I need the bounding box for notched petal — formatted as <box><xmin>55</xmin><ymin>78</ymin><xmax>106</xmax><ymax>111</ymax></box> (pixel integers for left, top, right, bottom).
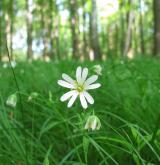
<box><xmin>60</xmin><ymin>90</ymin><xmax>75</xmax><ymax>102</ymax></box>
<box><xmin>67</xmin><ymin>92</ymin><xmax>78</xmax><ymax>108</ymax></box>
<box><xmin>80</xmin><ymin>93</ymin><xmax>88</xmax><ymax>109</ymax></box>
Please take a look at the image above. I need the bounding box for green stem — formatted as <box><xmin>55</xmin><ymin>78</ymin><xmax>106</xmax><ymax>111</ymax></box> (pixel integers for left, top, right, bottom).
<box><xmin>92</xmin><ymin>109</ymin><xmax>95</xmax><ymax>115</ymax></box>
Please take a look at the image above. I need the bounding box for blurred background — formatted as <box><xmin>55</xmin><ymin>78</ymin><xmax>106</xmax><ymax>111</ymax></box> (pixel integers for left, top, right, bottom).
<box><xmin>0</xmin><ymin>0</ymin><xmax>160</xmax><ymax>61</ymax></box>
<box><xmin>1</xmin><ymin>1</ymin><xmax>160</xmax><ymax>164</ymax></box>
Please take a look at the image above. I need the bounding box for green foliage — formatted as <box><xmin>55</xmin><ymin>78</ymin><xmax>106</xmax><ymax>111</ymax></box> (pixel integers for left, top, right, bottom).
<box><xmin>0</xmin><ymin>58</ymin><xmax>160</xmax><ymax>164</ymax></box>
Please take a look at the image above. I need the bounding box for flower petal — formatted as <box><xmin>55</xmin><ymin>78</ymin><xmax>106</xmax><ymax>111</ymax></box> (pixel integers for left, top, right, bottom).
<box><xmin>80</xmin><ymin>92</ymin><xmax>88</xmax><ymax>109</ymax></box>
<box><xmin>84</xmin><ymin>75</ymin><xmax>98</xmax><ymax>86</ymax></box>
<box><xmin>76</xmin><ymin>66</ymin><xmax>82</xmax><ymax>83</ymax></box>
<box><xmin>60</xmin><ymin>90</ymin><xmax>76</xmax><ymax>102</ymax></box>
<box><xmin>62</xmin><ymin>73</ymin><xmax>74</xmax><ymax>84</ymax></box>
<box><xmin>85</xmin><ymin>83</ymin><xmax>101</xmax><ymax>90</ymax></box>
<box><xmin>58</xmin><ymin>80</ymin><xmax>74</xmax><ymax>89</ymax></box>
<box><xmin>83</xmin><ymin>91</ymin><xmax>94</xmax><ymax>104</ymax></box>
<box><xmin>67</xmin><ymin>91</ymin><xmax>78</xmax><ymax>108</ymax></box>
<box><xmin>92</xmin><ymin>119</ymin><xmax>97</xmax><ymax>130</ymax></box>
<box><xmin>81</xmin><ymin>67</ymin><xmax>88</xmax><ymax>84</ymax></box>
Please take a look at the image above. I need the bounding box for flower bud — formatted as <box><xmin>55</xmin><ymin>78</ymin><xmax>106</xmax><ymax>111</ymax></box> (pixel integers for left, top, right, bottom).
<box><xmin>28</xmin><ymin>92</ymin><xmax>38</xmax><ymax>102</ymax></box>
<box><xmin>85</xmin><ymin>115</ymin><xmax>101</xmax><ymax>131</ymax></box>
<box><xmin>93</xmin><ymin>65</ymin><xmax>102</xmax><ymax>75</ymax></box>
<box><xmin>6</xmin><ymin>94</ymin><xmax>17</xmax><ymax>108</ymax></box>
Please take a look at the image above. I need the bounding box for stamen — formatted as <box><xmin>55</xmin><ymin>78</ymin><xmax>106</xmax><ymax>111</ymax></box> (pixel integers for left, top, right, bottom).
<box><xmin>75</xmin><ymin>81</ymin><xmax>84</xmax><ymax>92</ymax></box>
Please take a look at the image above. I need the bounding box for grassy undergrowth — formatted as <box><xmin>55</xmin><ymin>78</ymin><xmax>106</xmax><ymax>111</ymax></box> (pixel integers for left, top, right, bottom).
<box><xmin>0</xmin><ymin>58</ymin><xmax>160</xmax><ymax>165</ymax></box>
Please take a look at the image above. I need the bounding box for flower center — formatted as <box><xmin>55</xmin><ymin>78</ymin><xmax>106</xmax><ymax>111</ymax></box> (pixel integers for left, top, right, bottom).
<box><xmin>77</xmin><ymin>85</ymin><xmax>84</xmax><ymax>92</ymax></box>
<box><xmin>74</xmin><ymin>81</ymin><xmax>84</xmax><ymax>92</ymax></box>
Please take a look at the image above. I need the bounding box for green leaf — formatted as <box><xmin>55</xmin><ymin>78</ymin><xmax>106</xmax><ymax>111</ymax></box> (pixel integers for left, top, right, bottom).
<box><xmin>133</xmin><ymin>153</ymin><xmax>140</xmax><ymax>165</ymax></box>
<box><xmin>83</xmin><ymin>136</ymin><xmax>89</xmax><ymax>163</ymax></box>
<box><xmin>44</xmin><ymin>157</ymin><xmax>49</xmax><ymax>165</ymax></box>
<box><xmin>43</xmin><ymin>146</ymin><xmax>52</xmax><ymax>165</ymax></box>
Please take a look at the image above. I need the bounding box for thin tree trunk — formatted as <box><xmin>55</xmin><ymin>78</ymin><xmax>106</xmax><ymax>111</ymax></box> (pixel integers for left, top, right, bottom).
<box><xmin>119</xmin><ymin>1</ymin><xmax>125</xmax><ymax>56</ymax></box>
<box><xmin>115</xmin><ymin>24</ymin><xmax>119</xmax><ymax>57</ymax></box>
<box><xmin>124</xmin><ymin>0</ymin><xmax>134</xmax><ymax>57</ymax></box>
<box><xmin>5</xmin><ymin>12</ymin><xmax>12</xmax><ymax>58</ymax></box>
<box><xmin>26</xmin><ymin>0</ymin><xmax>33</xmax><ymax>59</ymax></box>
<box><xmin>55</xmin><ymin>1</ymin><xmax>60</xmax><ymax>60</ymax></box>
<box><xmin>106</xmin><ymin>25</ymin><xmax>110</xmax><ymax>56</ymax></box>
<box><xmin>153</xmin><ymin>0</ymin><xmax>160</xmax><ymax>56</ymax></box>
<box><xmin>101</xmin><ymin>25</ymin><xmax>107</xmax><ymax>58</ymax></box>
<box><xmin>49</xmin><ymin>0</ymin><xmax>54</xmax><ymax>59</ymax></box>
<box><xmin>5</xmin><ymin>0</ymin><xmax>14</xmax><ymax>60</ymax></box>
<box><xmin>55</xmin><ymin>18</ymin><xmax>60</xmax><ymax>60</ymax></box>
<box><xmin>40</xmin><ymin>0</ymin><xmax>49</xmax><ymax>58</ymax></box>
<box><xmin>82</xmin><ymin>0</ymin><xmax>87</xmax><ymax>59</ymax></box>
<box><xmin>0</xmin><ymin>0</ymin><xmax>2</xmax><ymax>60</ymax></box>
<box><xmin>133</xmin><ymin>18</ymin><xmax>138</xmax><ymax>54</ymax></box>
<box><xmin>69</xmin><ymin>0</ymin><xmax>79</xmax><ymax>59</ymax></box>
<box><xmin>10</xmin><ymin>0</ymin><xmax>14</xmax><ymax>57</ymax></box>
<box><xmin>90</xmin><ymin>0</ymin><xmax>101</xmax><ymax>59</ymax></box>
<box><xmin>48</xmin><ymin>0</ymin><xmax>60</xmax><ymax>60</ymax></box>
<box><xmin>2</xmin><ymin>1</ymin><xmax>7</xmax><ymax>59</ymax></box>
<box><xmin>139</xmin><ymin>0</ymin><xmax>145</xmax><ymax>54</ymax></box>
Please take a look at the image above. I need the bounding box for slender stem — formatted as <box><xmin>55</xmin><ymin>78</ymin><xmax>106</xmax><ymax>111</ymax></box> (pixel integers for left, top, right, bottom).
<box><xmin>6</xmin><ymin>42</ymin><xmax>29</xmax><ymax>164</ymax></box>
<box><xmin>92</xmin><ymin>109</ymin><xmax>95</xmax><ymax>115</ymax></box>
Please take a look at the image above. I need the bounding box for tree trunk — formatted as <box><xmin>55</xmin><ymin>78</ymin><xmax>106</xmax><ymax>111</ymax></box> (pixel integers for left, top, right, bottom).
<box><xmin>5</xmin><ymin>12</ymin><xmax>11</xmax><ymax>57</ymax></box>
<box><xmin>82</xmin><ymin>0</ymin><xmax>87</xmax><ymax>59</ymax></box>
<box><xmin>0</xmin><ymin>0</ymin><xmax>2</xmax><ymax>60</ymax></box>
<box><xmin>49</xmin><ymin>0</ymin><xmax>54</xmax><ymax>59</ymax></box>
<box><xmin>54</xmin><ymin>1</ymin><xmax>60</xmax><ymax>60</ymax></box>
<box><xmin>90</xmin><ymin>0</ymin><xmax>101</xmax><ymax>59</ymax></box>
<box><xmin>153</xmin><ymin>0</ymin><xmax>160</xmax><ymax>56</ymax></box>
<box><xmin>5</xmin><ymin>0</ymin><xmax>14</xmax><ymax>60</ymax></box>
<box><xmin>40</xmin><ymin>1</ymin><xmax>48</xmax><ymax>58</ymax></box>
<box><xmin>139</xmin><ymin>0</ymin><xmax>145</xmax><ymax>54</ymax></box>
<box><xmin>26</xmin><ymin>0</ymin><xmax>33</xmax><ymax>59</ymax></box>
<box><xmin>119</xmin><ymin>1</ymin><xmax>125</xmax><ymax>56</ymax></box>
<box><xmin>115</xmin><ymin>24</ymin><xmax>119</xmax><ymax>57</ymax></box>
<box><xmin>124</xmin><ymin>0</ymin><xmax>134</xmax><ymax>57</ymax></box>
<box><xmin>9</xmin><ymin>0</ymin><xmax>14</xmax><ymax>57</ymax></box>
<box><xmin>69</xmin><ymin>0</ymin><xmax>79</xmax><ymax>59</ymax></box>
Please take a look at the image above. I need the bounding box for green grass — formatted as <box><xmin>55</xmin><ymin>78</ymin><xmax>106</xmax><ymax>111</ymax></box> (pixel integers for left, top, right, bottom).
<box><xmin>0</xmin><ymin>58</ymin><xmax>160</xmax><ymax>165</ymax></box>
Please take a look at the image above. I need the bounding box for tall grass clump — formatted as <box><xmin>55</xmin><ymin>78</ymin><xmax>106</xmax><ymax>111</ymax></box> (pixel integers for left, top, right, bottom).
<box><xmin>0</xmin><ymin>57</ymin><xmax>160</xmax><ymax>164</ymax></box>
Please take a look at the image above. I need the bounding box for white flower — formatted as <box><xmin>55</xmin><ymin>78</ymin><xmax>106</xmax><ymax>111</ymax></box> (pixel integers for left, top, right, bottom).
<box><xmin>93</xmin><ymin>65</ymin><xmax>102</xmax><ymax>75</ymax></box>
<box><xmin>84</xmin><ymin>115</ymin><xmax>101</xmax><ymax>131</ymax></box>
<box><xmin>58</xmin><ymin>66</ymin><xmax>101</xmax><ymax>109</ymax></box>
